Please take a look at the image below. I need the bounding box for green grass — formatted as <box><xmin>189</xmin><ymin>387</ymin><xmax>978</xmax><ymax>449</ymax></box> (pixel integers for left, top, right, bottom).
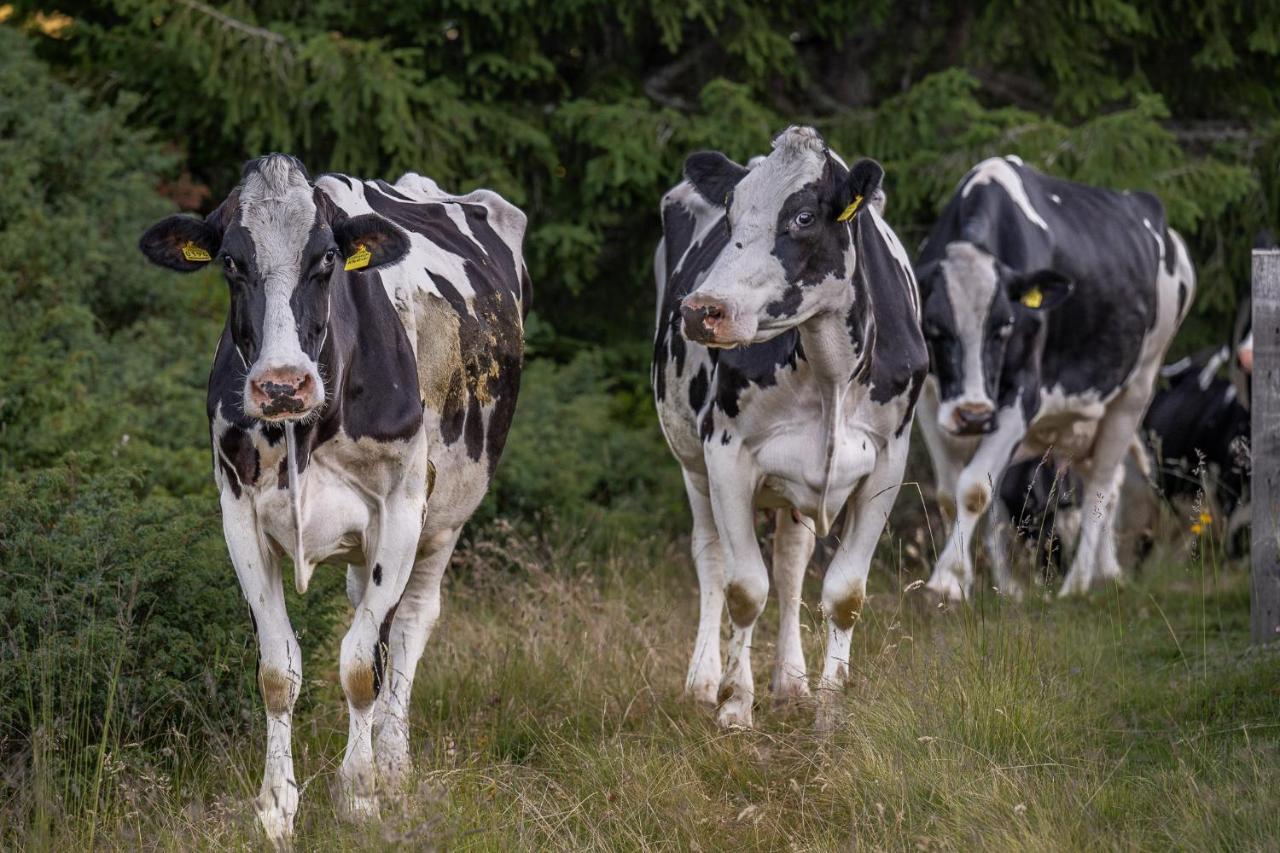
<box><xmin>5</xmin><ymin>523</ymin><xmax>1279</xmax><ymax>851</ymax></box>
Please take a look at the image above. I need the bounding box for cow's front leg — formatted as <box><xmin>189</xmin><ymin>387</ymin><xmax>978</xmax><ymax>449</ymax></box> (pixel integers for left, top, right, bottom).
<box><xmin>339</xmin><ymin>501</ymin><xmax>424</xmax><ymax>821</ymax></box>
<box><xmin>983</xmin><ymin>479</ymin><xmax>1023</xmax><ymax>599</ymax></box>
<box><xmin>681</xmin><ymin>470</ymin><xmax>726</xmax><ymax>706</ymax></box>
<box><xmin>771</xmin><ymin>507</ymin><xmax>814</xmax><ymax>702</ymax></box>
<box><xmin>817</xmin><ymin>432</ymin><xmax>910</xmax><ymax>732</ymax></box>
<box><xmin>374</xmin><ymin>526</ymin><xmax>461</xmax><ymax>791</ymax></box>
<box><xmin>927</xmin><ymin>406</ymin><xmax>1027</xmax><ymax>601</ymax></box>
<box><xmin>1061</xmin><ymin>384</ymin><xmax>1152</xmax><ymax>595</ymax></box>
<box><xmin>707</xmin><ymin>458</ymin><xmax>767</xmax><ymax>728</ymax></box>
<box><xmin>221</xmin><ymin>490</ymin><xmax>301</xmax><ymax>847</ymax></box>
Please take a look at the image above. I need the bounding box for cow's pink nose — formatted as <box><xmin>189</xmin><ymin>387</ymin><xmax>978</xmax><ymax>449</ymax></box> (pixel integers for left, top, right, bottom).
<box><xmin>681</xmin><ymin>296</ymin><xmax>728</xmax><ymax>343</ymax></box>
<box><xmin>249</xmin><ymin>368</ymin><xmax>315</xmax><ymax>416</ymax></box>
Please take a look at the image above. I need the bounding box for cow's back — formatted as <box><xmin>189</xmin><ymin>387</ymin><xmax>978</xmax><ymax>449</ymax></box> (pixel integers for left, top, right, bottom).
<box><xmin>316</xmin><ymin>174</ymin><xmax>528</xmax><ymax>522</ymax></box>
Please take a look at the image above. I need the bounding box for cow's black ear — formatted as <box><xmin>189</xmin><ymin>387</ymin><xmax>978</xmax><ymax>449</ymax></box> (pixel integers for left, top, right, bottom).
<box><xmin>139</xmin><ymin>215</ymin><xmax>222</xmax><ymax>272</ymax></box>
<box><xmin>684</xmin><ymin>151</ymin><xmax>749</xmax><ymax>207</ymax></box>
<box><xmin>834</xmin><ymin>158</ymin><xmax>885</xmax><ymax>221</ymax></box>
<box><xmin>334</xmin><ymin>214</ymin><xmax>410</xmax><ymax>272</ymax></box>
<box><xmin>1008</xmin><ymin>268</ymin><xmax>1073</xmax><ymax>311</ymax></box>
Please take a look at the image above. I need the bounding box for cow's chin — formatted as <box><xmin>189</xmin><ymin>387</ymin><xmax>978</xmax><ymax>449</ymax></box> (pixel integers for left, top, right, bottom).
<box><xmin>243</xmin><ymin>397</ymin><xmax>324</xmax><ymax>425</ymax></box>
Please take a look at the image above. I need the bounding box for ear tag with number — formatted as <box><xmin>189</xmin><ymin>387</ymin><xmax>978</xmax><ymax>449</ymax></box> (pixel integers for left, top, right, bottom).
<box><xmin>1020</xmin><ymin>286</ymin><xmax>1044</xmax><ymax>309</ymax></box>
<box><xmin>836</xmin><ymin>194</ymin><xmax>864</xmax><ymax>223</ymax></box>
<box><xmin>344</xmin><ymin>243</ymin><xmax>371</xmax><ymax>271</ymax></box>
<box><xmin>181</xmin><ymin>241</ymin><xmax>211</xmax><ymax>262</ymax></box>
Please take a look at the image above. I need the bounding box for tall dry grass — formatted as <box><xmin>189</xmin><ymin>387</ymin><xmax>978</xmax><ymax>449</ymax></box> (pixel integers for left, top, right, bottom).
<box><xmin>4</xmin><ymin>512</ymin><xmax>1277</xmax><ymax>851</ymax></box>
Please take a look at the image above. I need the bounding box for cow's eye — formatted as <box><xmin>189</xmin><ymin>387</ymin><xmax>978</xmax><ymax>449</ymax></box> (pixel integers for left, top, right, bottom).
<box><xmin>222</xmin><ymin>255</ymin><xmax>238</xmax><ymax>275</ymax></box>
<box><xmin>794</xmin><ymin>210</ymin><xmax>815</xmax><ymax>228</ymax></box>
<box><xmin>996</xmin><ymin>322</ymin><xmax>1014</xmax><ymax>339</ymax></box>
<box><xmin>322</xmin><ymin>248</ymin><xmax>338</xmax><ymax>268</ymax></box>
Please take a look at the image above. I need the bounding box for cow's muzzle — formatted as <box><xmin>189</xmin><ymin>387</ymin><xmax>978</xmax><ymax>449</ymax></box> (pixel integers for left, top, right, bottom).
<box><xmin>681</xmin><ymin>295</ymin><xmax>734</xmax><ymax>346</ymax></box>
<box><xmin>248</xmin><ymin>366</ymin><xmax>321</xmax><ymax>420</ymax></box>
<box><xmin>950</xmin><ymin>401</ymin><xmax>996</xmax><ymax>436</ymax></box>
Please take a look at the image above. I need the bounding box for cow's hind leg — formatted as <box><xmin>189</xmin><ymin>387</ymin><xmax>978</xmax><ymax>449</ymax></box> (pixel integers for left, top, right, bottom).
<box><xmin>374</xmin><ymin>526</ymin><xmax>461</xmax><ymax>791</ymax></box>
<box><xmin>683</xmin><ymin>470</ymin><xmax>726</xmax><ymax>706</ymax></box>
<box><xmin>771</xmin><ymin>508</ymin><xmax>814</xmax><ymax>702</ymax></box>
<box><xmin>338</xmin><ymin>502</ymin><xmax>424</xmax><ymax>821</ymax></box>
<box><xmin>221</xmin><ymin>491</ymin><xmax>301</xmax><ymax>847</ymax></box>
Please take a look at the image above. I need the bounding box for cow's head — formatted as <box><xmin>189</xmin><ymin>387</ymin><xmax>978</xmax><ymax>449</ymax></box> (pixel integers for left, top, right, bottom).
<box><xmin>916</xmin><ymin>242</ymin><xmax>1072</xmax><ymax>436</ymax></box>
<box><xmin>140</xmin><ymin>154</ymin><xmax>409</xmax><ymax>422</ymax></box>
<box><xmin>678</xmin><ymin>126</ymin><xmax>886</xmax><ymax>347</ymax></box>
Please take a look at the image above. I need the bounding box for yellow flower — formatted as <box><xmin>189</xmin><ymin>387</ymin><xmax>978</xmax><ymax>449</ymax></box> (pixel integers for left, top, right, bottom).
<box><xmin>1190</xmin><ymin>523</ymin><xmax>1203</xmax><ymax>535</ymax></box>
<box><xmin>1198</xmin><ymin>511</ymin><xmax>1213</xmax><ymax>524</ymax></box>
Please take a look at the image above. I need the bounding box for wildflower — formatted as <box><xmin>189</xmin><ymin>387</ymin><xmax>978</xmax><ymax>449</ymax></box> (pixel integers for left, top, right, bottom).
<box><xmin>1190</xmin><ymin>523</ymin><xmax>1203</xmax><ymax>535</ymax></box>
<box><xmin>1199</xmin><ymin>511</ymin><xmax>1213</xmax><ymax>524</ymax></box>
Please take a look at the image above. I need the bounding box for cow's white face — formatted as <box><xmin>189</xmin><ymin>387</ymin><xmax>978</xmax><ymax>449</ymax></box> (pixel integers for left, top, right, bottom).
<box><xmin>139</xmin><ymin>154</ymin><xmax>411</xmax><ymax>423</ymax></box>
<box><xmin>917</xmin><ymin>241</ymin><xmax>1073</xmax><ymax>436</ymax></box>
<box><xmin>229</xmin><ymin>157</ymin><xmax>330</xmax><ymax>420</ymax></box>
<box><xmin>678</xmin><ymin>127</ymin><xmax>883</xmax><ymax>348</ymax></box>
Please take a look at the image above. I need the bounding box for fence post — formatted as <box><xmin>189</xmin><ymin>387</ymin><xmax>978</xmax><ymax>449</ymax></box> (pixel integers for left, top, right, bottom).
<box><xmin>1252</xmin><ymin>249</ymin><xmax>1280</xmax><ymax>645</ymax></box>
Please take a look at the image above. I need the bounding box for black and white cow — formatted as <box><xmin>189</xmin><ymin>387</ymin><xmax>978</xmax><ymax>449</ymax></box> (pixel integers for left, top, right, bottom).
<box><xmin>915</xmin><ymin>156</ymin><xmax>1194</xmax><ymax>599</ymax></box>
<box><xmin>652</xmin><ymin>126</ymin><xmax>926</xmax><ymax>728</ymax></box>
<box><xmin>1145</xmin><ymin>344</ymin><xmax>1251</xmax><ymax>550</ymax></box>
<box><xmin>139</xmin><ymin>155</ymin><xmax>528</xmax><ymax>842</ymax></box>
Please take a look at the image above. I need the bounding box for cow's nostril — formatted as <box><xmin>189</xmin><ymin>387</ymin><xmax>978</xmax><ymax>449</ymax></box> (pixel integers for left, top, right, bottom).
<box><xmin>704</xmin><ymin>306</ymin><xmax>723</xmax><ymax>319</ymax></box>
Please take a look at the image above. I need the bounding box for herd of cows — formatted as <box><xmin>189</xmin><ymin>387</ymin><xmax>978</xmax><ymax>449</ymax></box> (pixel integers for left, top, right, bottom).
<box><xmin>137</xmin><ymin>129</ymin><xmax>1253</xmax><ymax>841</ymax></box>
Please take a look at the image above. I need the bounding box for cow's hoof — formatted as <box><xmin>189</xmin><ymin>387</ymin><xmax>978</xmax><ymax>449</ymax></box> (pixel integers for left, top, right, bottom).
<box><xmin>924</xmin><ymin>574</ymin><xmax>968</xmax><ymax>603</ymax></box>
<box><xmin>995</xmin><ymin>581</ymin><xmax>1025</xmax><ymax>602</ymax></box>
<box><xmin>255</xmin><ymin>797</ymin><xmax>296</xmax><ymax>851</ymax></box>
<box><xmin>715</xmin><ymin>686</ymin><xmax>754</xmax><ymax>729</ymax></box>
<box><xmin>814</xmin><ymin>688</ymin><xmax>844</xmax><ymax>735</ymax></box>
<box><xmin>1057</xmin><ymin>572</ymin><xmax>1093</xmax><ymax>598</ymax></box>
<box><xmin>337</xmin><ymin>791</ymin><xmax>380</xmax><ymax>824</ymax></box>
<box><xmin>770</xmin><ymin>668</ymin><xmax>811</xmax><ymax>705</ymax></box>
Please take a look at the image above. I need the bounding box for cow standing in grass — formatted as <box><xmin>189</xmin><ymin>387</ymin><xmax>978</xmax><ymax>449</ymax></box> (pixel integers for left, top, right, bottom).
<box><xmin>914</xmin><ymin>157</ymin><xmax>1194</xmax><ymax>599</ymax></box>
<box><xmin>140</xmin><ymin>155</ymin><xmax>529</xmax><ymax>843</ymax></box>
<box><xmin>652</xmin><ymin>127</ymin><xmax>927</xmax><ymax>728</ymax></box>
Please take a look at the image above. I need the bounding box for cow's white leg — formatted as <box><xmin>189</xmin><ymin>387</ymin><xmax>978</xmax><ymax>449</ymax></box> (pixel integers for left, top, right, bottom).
<box><xmin>682</xmin><ymin>470</ymin><xmax>725</xmax><ymax>706</ymax></box>
<box><xmin>1061</xmin><ymin>378</ymin><xmax>1155</xmax><ymax>596</ymax></box>
<box><xmin>221</xmin><ymin>490</ymin><xmax>300</xmax><ymax>847</ymax></box>
<box><xmin>819</xmin><ymin>432</ymin><xmax>909</xmax><ymax>703</ymax></box>
<box><xmin>770</xmin><ymin>508</ymin><xmax>814</xmax><ymax>702</ymax></box>
<box><xmin>706</xmin><ymin>460</ymin><xmax>767</xmax><ymax>728</ymax></box>
<box><xmin>374</xmin><ymin>526</ymin><xmax>460</xmax><ymax>791</ymax></box>
<box><xmin>338</xmin><ymin>501</ymin><xmax>424</xmax><ymax>821</ymax></box>
<box><xmin>926</xmin><ymin>406</ymin><xmax>1027</xmax><ymax>600</ymax></box>
<box><xmin>916</xmin><ymin>382</ymin><xmax>967</xmax><ymax>530</ymax></box>
<box><xmin>984</xmin><ymin>481</ymin><xmax>1022</xmax><ymax>599</ymax></box>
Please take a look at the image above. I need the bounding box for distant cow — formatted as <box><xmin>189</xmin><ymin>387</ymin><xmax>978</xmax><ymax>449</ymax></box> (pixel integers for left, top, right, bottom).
<box><xmin>140</xmin><ymin>155</ymin><xmax>528</xmax><ymax>843</ymax></box>
<box><xmin>1145</xmin><ymin>345</ymin><xmax>1251</xmax><ymax>550</ymax></box>
<box><xmin>652</xmin><ymin>126</ymin><xmax>926</xmax><ymax>727</ymax></box>
<box><xmin>915</xmin><ymin>156</ymin><xmax>1194</xmax><ymax>599</ymax></box>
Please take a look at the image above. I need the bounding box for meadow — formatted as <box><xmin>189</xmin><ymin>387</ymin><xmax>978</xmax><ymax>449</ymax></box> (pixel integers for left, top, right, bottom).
<box><xmin>8</xmin><ymin>513</ymin><xmax>1278</xmax><ymax>851</ymax></box>
<box><xmin>3</xmin><ymin>5</ymin><xmax>1279</xmax><ymax>849</ymax></box>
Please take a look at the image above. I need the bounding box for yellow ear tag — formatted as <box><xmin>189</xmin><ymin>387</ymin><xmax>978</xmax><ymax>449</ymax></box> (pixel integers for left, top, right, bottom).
<box><xmin>1021</xmin><ymin>286</ymin><xmax>1044</xmax><ymax>309</ymax></box>
<box><xmin>181</xmin><ymin>241</ymin><xmax>211</xmax><ymax>262</ymax></box>
<box><xmin>344</xmin><ymin>244</ymin><xmax>371</xmax><ymax>271</ymax></box>
<box><xmin>836</xmin><ymin>194</ymin><xmax>864</xmax><ymax>223</ymax></box>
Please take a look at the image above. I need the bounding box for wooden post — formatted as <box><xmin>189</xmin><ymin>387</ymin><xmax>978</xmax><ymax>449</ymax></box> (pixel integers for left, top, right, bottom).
<box><xmin>1252</xmin><ymin>249</ymin><xmax>1280</xmax><ymax>645</ymax></box>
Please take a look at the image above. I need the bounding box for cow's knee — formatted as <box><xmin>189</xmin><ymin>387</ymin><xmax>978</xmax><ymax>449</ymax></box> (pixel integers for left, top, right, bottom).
<box><xmin>961</xmin><ymin>482</ymin><xmax>991</xmax><ymax>515</ymax></box>
<box><xmin>724</xmin><ymin>577</ymin><xmax>767</xmax><ymax>627</ymax></box>
<box><xmin>822</xmin><ymin>579</ymin><xmax>866</xmax><ymax>632</ymax></box>
<box><xmin>258</xmin><ymin>665</ymin><xmax>300</xmax><ymax>716</ymax></box>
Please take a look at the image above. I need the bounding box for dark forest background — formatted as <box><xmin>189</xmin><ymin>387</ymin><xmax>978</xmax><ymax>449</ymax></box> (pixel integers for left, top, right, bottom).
<box><xmin>1</xmin><ymin>0</ymin><xmax>1277</xmax><ymax>797</ymax></box>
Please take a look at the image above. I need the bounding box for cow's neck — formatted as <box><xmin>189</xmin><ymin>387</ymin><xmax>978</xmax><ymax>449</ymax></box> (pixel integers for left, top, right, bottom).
<box><xmin>797</xmin><ymin>295</ymin><xmax>871</xmax><ymax>535</ymax></box>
